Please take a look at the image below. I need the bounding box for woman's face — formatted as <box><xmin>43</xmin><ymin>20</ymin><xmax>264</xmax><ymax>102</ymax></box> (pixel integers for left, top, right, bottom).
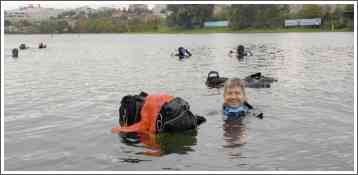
<box><xmin>224</xmin><ymin>87</ymin><xmax>246</xmax><ymax>107</ymax></box>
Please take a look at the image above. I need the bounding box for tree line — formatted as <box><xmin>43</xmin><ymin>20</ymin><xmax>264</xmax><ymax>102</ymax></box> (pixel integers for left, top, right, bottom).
<box><xmin>5</xmin><ymin>4</ymin><xmax>354</xmax><ymax>34</ymax></box>
<box><xmin>166</xmin><ymin>4</ymin><xmax>353</xmax><ymax>30</ymax></box>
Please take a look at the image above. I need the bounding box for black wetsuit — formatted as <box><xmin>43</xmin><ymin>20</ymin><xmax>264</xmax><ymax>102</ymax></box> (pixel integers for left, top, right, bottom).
<box><xmin>178</xmin><ymin>47</ymin><xmax>192</xmax><ymax>59</ymax></box>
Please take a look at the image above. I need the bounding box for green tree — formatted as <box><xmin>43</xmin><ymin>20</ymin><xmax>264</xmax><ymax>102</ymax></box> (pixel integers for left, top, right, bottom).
<box><xmin>19</xmin><ymin>19</ymin><xmax>32</xmax><ymax>27</ymax></box>
<box><xmin>167</xmin><ymin>4</ymin><xmax>214</xmax><ymax>29</ymax></box>
<box><xmin>229</xmin><ymin>5</ymin><xmax>258</xmax><ymax>29</ymax></box>
<box><xmin>298</xmin><ymin>4</ymin><xmax>322</xmax><ymax>18</ymax></box>
<box><xmin>56</xmin><ymin>20</ymin><xmax>70</xmax><ymax>33</ymax></box>
<box><xmin>229</xmin><ymin>4</ymin><xmax>290</xmax><ymax>29</ymax></box>
<box><xmin>5</xmin><ymin>20</ymin><xmax>11</xmax><ymax>26</ymax></box>
<box><xmin>212</xmin><ymin>5</ymin><xmax>231</xmax><ymax>20</ymax></box>
<box><xmin>38</xmin><ymin>20</ymin><xmax>57</xmax><ymax>33</ymax></box>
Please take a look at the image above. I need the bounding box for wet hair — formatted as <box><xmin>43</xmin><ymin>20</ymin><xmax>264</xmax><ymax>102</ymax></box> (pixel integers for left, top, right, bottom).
<box><xmin>237</xmin><ymin>45</ymin><xmax>245</xmax><ymax>55</ymax></box>
<box><xmin>223</xmin><ymin>78</ymin><xmax>246</xmax><ymax>97</ymax></box>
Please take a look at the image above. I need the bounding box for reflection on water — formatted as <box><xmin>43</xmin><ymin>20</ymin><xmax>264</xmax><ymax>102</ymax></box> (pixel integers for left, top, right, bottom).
<box><xmin>222</xmin><ymin>119</ymin><xmax>248</xmax><ymax>149</ymax></box>
<box><xmin>222</xmin><ymin>118</ymin><xmax>250</xmax><ymax>166</ymax></box>
<box><xmin>118</xmin><ymin>130</ymin><xmax>197</xmax><ymax>157</ymax></box>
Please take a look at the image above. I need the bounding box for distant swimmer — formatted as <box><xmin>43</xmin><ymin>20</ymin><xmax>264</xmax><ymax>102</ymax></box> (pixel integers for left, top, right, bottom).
<box><xmin>175</xmin><ymin>46</ymin><xmax>192</xmax><ymax>59</ymax></box>
<box><xmin>12</xmin><ymin>48</ymin><xmax>19</xmax><ymax>58</ymax></box>
<box><xmin>229</xmin><ymin>45</ymin><xmax>253</xmax><ymax>58</ymax></box>
<box><xmin>19</xmin><ymin>43</ymin><xmax>29</xmax><ymax>50</ymax></box>
<box><xmin>38</xmin><ymin>42</ymin><xmax>47</xmax><ymax>49</ymax></box>
<box><xmin>112</xmin><ymin>91</ymin><xmax>206</xmax><ymax>134</ymax></box>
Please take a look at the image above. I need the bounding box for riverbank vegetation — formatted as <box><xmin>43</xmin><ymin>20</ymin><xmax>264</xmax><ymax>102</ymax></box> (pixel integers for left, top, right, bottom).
<box><xmin>5</xmin><ymin>4</ymin><xmax>354</xmax><ymax>34</ymax></box>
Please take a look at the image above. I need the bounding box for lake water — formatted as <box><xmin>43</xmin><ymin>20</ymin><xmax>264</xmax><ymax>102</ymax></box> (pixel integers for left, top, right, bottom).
<box><xmin>3</xmin><ymin>33</ymin><xmax>355</xmax><ymax>171</ymax></box>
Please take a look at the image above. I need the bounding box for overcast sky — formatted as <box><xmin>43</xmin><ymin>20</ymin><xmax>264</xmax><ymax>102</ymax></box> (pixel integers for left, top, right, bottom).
<box><xmin>2</xmin><ymin>1</ymin><xmax>158</xmax><ymax>10</ymax></box>
<box><xmin>2</xmin><ymin>1</ymin><xmax>350</xmax><ymax>10</ymax></box>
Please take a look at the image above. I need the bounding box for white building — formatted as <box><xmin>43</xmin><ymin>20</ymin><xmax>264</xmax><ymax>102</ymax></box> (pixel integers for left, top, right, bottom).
<box><xmin>5</xmin><ymin>4</ymin><xmax>64</xmax><ymax>21</ymax></box>
<box><xmin>152</xmin><ymin>4</ymin><xmax>167</xmax><ymax>17</ymax></box>
<box><xmin>128</xmin><ymin>4</ymin><xmax>149</xmax><ymax>12</ymax></box>
<box><xmin>74</xmin><ymin>6</ymin><xmax>96</xmax><ymax>14</ymax></box>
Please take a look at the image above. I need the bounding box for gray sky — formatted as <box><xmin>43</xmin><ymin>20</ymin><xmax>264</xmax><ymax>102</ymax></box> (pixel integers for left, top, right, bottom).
<box><xmin>3</xmin><ymin>1</ymin><xmax>349</xmax><ymax>11</ymax></box>
<box><xmin>2</xmin><ymin>1</ymin><xmax>156</xmax><ymax>10</ymax></box>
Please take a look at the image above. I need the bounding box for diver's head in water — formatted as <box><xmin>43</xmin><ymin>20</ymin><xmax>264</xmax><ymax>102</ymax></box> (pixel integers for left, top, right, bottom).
<box><xmin>237</xmin><ymin>45</ymin><xmax>245</xmax><ymax>56</ymax></box>
<box><xmin>12</xmin><ymin>48</ymin><xmax>19</xmax><ymax>58</ymax></box>
<box><xmin>178</xmin><ymin>47</ymin><xmax>185</xmax><ymax>54</ymax></box>
<box><xmin>223</xmin><ymin>78</ymin><xmax>247</xmax><ymax>107</ymax></box>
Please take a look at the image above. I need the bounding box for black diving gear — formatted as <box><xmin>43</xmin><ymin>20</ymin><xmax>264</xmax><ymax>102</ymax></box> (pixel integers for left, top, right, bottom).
<box><xmin>237</xmin><ymin>45</ymin><xmax>245</xmax><ymax>57</ymax></box>
<box><xmin>205</xmin><ymin>71</ymin><xmax>277</xmax><ymax>89</ymax></box>
<box><xmin>19</xmin><ymin>43</ymin><xmax>28</xmax><ymax>50</ymax></box>
<box><xmin>177</xmin><ymin>47</ymin><xmax>192</xmax><ymax>59</ymax></box>
<box><xmin>39</xmin><ymin>43</ymin><xmax>47</xmax><ymax>49</ymax></box>
<box><xmin>231</xmin><ymin>45</ymin><xmax>253</xmax><ymax>58</ymax></box>
<box><xmin>157</xmin><ymin>97</ymin><xmax>206</xmax><ymax>132</ymax></box>
<box><xmin>12</xmin><ymin>48</ymin><xmax>19</xmax><ymax>58</ymax></box>
<box><xmin>117</xmin><ymin>92</ymin><xmax>206</xmax><ymax>134</ymax></box>
<box><xmin>243</xmin><ymin>72</ymin><xmax>277</xmax><ymax>88</ymax></box>
<box><xmin>118</xmin><ymin>91</ymin><xmax>148</xmax><ymax>127</ymax></box>
<box><xmin>205</xmin><ymin>71</ymin><xmax>228</xmax><ymax>88</ymax></box>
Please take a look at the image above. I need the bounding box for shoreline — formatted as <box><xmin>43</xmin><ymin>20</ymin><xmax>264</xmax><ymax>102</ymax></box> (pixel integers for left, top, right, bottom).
<box><xmin>4</xmin><ymin>27</ymin><xmax>353</xmax><ymax>35</ymax></box>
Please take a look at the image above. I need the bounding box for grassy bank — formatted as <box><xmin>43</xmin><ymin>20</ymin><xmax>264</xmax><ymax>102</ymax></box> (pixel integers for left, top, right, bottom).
<box><xmin>5</xmin><ymin>27</ymin><xmax>353</xmax><ymax>35</ymax></box>
<box><xmin>139</xmin><ymin>26</ymin><xmax>353</xmax><ymax>34</ymax></box>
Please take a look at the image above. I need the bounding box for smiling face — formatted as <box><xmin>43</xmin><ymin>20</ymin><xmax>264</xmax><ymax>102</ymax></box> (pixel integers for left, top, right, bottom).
<box><xmin>224</xmin><ymin>87</ymin><xmax>246</xmax><ymax>107</ymax></box>
<box><xmin>223</xmin><ymin>78</ymin><xmax>247</xmax><ymax>107</ymax></box>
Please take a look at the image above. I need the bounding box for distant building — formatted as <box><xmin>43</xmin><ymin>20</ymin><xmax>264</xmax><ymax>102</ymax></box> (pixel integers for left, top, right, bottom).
<box><xmin>128</xmin><ymin>4</ymin><xmax>148</xmax><ymax>12</ymax></box>
<box><xmin>284</xmin><ymin>18</ymin><xmax>321</xmax><ymax>27</ymax></box>
<box><xmin>112</xmin><ymin>10</ymin><xmax>127</xmax><ymax>18</ymax></box>
<box><xmin>152</xmin><ymin>4</ymin><xmax>167</xmax><ymax>17</ymax></box>
<box><xmin>213</xmin><ymin>4</ymin><xmax>230</xmax><ymax>16</ymax></box>
<box><xmin>204</xmin><ymin>20</ymin><xmax>230</xmax><ymax>28</ymax></box>
<box><xmin>284</xmin><ymin>19</ymin><xmax>300</xmax><ymax>27</ymax></box>
<box><xmin>74</xmin><ymin>6</ymin><xmax>96</xmax><ymax>15</ymax></box>
<box><xmin>97</xmin><ymin>7</ymin><xmax>115</xmax><ymax>11</ymax></box>
<box><xmin>5</xmin><ymin>4</ymin><xmax>64</xmax><ymax>21</ymax></box>
<box><xmin>288</xmin><ymin>4</ymin><xmax>304</xmax><ymax>14</ymax></box>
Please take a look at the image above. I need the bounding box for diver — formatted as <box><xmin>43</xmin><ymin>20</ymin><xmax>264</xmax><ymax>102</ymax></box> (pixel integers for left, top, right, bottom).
<box><xmin>38</xmin><ymin>42</ymin><xmax>47</xmax><ymax>49</ymax></box>
<box><xmin>205</xmin><ymin>71</ymin><xmax>228</xmax><ymax>88</ymax></box>
<box><xmin>19</xmin><ymin>43</ymin><xmax>28</xmax><ymax>50</ymax></box>
<box><xmin>176</xmin><ymin>46</ymin><xmax>192</xmax><ymax>59</ymax></box>
<box><xmin>112</xmin><ymin>91</ymin><xmax>206</xmax><ymax>134</ymax></box>
<box><xmin>222</xmin><ymin>78</ymin><xmax>263</xmax><ymax>121</ymax></box>
<box><xmin>243</xmin><ymin>72</ymin><xmax>277</xmax><ymax>88</ymax></box>
<box><xmin>229</xmin><ymin>45</ymin><xmax>253</xmax><ymax>58</ymax></box>
<box><xmin>205</xmin><ymin>71</ymin><xmax>277</xmax><ymax>89</ymax></box>
<box><xmin>12</xmin><ymin>48</ymin><xmax>19</xmax><ymax>58</ymax></box>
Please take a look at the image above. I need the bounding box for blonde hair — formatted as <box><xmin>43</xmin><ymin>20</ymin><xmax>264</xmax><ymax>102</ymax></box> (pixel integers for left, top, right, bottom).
<box><xmin>223</xmin><ymin>78</ymin><xmax>246</xmax><ymax>97</ymax></box>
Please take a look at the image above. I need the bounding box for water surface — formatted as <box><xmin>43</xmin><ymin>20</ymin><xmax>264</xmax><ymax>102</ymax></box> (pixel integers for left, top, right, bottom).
<box><xmin>3</xmin><ymin>33</ymin><xmax>354</xmax><ymax>171</ymax></box>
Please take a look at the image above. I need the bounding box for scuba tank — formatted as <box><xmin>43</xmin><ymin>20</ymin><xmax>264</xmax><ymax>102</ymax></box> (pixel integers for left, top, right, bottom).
<box><xmin>157</xmin><ymin>97</ymin><xmax>205</xmax><ymax>132</ymax></box>
<box><xmin>118</xmin><ymin>92</ymin><xmax>148</xmax><ymax>127</ymax></box>
<box><xmin>205</xmin><ymin>71</ymin><xmax>228</xmax><ymax>88</ymax></box>
<box><xmin>114</xmin><ymin>92</ymin><xmax>206</xmax><ymax>134</ymax></box>
<box><xmin>243</xmin><ymin>72</ymin><xmax>277</xmax><ymax>88</ymax></box>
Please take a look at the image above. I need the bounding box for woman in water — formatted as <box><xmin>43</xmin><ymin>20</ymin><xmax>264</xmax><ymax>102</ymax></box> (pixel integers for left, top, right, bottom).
<box><xmin>223</xmin><ymin>78</ymin><xmax>252</xmax><ymax>121</ymax></box>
